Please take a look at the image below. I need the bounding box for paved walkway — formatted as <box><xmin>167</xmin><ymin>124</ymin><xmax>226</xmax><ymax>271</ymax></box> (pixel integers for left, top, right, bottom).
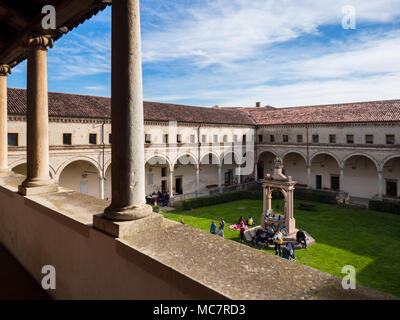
<box><xmin>0</xmin><ymin>244</ymin><xmax>51</xmax><ymax>300</ymax></box>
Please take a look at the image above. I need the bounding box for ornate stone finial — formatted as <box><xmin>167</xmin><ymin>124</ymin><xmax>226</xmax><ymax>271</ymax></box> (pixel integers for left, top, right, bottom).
<box><xmin>23</xmin><ymin>34</ymin><xmax>54</xmax><ymax>50</ymax></box>
<box><xmin>274</xmin><ymin>156</ymin><xmax>283</xmax><ymax>169</ymax></box>
<box><xmin>0</xmin><ymin>64</ymin><xmax>11</xmax><ymax>76</ymax></box>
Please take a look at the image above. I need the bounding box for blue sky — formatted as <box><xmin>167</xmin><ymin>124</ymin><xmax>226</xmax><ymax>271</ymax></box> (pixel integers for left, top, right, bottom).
<box><xmin>7</xmin><ymin>0</ymin><xmax>400</xmax><ymax>108</ymax></box>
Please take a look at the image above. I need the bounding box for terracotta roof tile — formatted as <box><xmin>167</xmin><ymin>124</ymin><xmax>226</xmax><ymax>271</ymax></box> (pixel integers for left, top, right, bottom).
<box><xmin>7</xmin><ymin>88</ymin><xmax>254</xmax><ymax>125</ymax></box>
<box><xmin>233</xmin><ymin>100</ymin><xmax>400</xmax><ymax>125</ymax></box>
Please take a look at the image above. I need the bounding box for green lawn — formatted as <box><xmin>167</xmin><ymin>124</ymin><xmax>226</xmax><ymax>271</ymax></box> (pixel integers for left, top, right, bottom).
<box><xmin>162</xmin><ymin>199</ymin><xmax>400</xmax><ymax>297</ymax></box>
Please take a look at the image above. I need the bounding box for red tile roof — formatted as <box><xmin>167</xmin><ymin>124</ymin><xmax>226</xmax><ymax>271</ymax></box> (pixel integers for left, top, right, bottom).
<box><xmin>7</xmin><ymin>88</ymin><xmax>400</xmax><ymax>126</ymax></box>
<box><xmin>232</xmin><ymin>100</ymin><xmax>400</xmax><ymax>125</ymax></box>
<box><xmin>7</xmin><ymin>88</ymin><xmax>254</xmax><ymax>126</ymax></box>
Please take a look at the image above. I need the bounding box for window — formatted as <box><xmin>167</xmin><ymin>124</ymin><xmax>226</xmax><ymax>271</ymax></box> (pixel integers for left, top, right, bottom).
<box><xmin>177</xmin><ymin>134</ymin><xmax>182</xmax><ymax>143</ymax></box>
<box><xmin>161</xmin><ymin>167</ymin><xmax>167</xmax><ymax>177</ymax></box>
<box><xmin>297</xmin><ymin>135</ymin><xmax>303</xmax><ymax>143</ymax></box>
<box><xmin>89</xmin><ymin>133</ymin><xmax>97</xmax><ymax>145</ymax></box>
<box><xmin>386</xmin><ymin>135</ymin><xmax>395</xmax><ymax>145</ymax></box>
<box><xmin>365</xmin><ymin>134</ymin><xmax>374</xmax><ymax>144</ymax></box>
<box><xmin>190</xmin><ymin>135</ymin><xmax>195</xmax><ymax>143</ymax></box>
<box><xmin>213</xmin><ymin>135</ymin><xmax>218</xmax><ymax>143</ymax></box>
<box><xmin>145</xmin><ymin>134</ymin><xmax>151</xmax><ymax>144</ymax></box>
<box><xmin>202</xmin><ymin>135</ymin><xmax>207</xmax><ymax>143</ymax></box>
<box><xmin>347</xmin><ymin>134</ymin><xmax>354</xmax><ymax>144</ymax></box>
<box><xmin>270</xmin><ymin>135</ymin><xmax>275</xmax><ymax>143</ymax></box>
<box><xmin>233</xmin><ymin>135</ymin><xmax>238</xmax><ymax>143</ymax></box>
<box><xmin>283</xmin><ymin>135</ymin><xmax>289</xmax><ymax>143</ymax></box>
<box><xmin>109</xmin><ymin>134</ymin><xmax>112</xmax><ymax>144</ymax></box>
<box><xmin>163</xmin><ymin>134</ymin><xmax>169</xmax><ymax>144</ymax></box>
<box><xmin>223</xmin><ymin>135</ymin><xmax>228</xmax><ymax>143</ymax></box>
<box><xmin>312</xmin><ymin>135</ymin><xmax>319</xmax><ymax>143</ymax></box>
<box><xmin>63</xmin><ymin>133</ymin><xmax>72</xmax><ymax>145</ymax></box>
<box><xmin>7</xmin><ymin>133</ymin><xmax>18</xmax><ymax>146</ymax></box>
<box><xmin>329</xmin><ymin>134</ymin><xmax>336</xmax><ymax>144</ymax></box>
<box><xmin>258</xmin><ymin>135</ymin><xmax>263</xmax><ymax>143</ymax></box>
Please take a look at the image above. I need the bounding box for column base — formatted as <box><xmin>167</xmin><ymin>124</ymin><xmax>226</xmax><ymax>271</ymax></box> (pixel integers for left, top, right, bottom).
<box><xmin>93</xmin><ymin>212</ymin><xmax>164</xmax><ymax>238</ymax></box>
<box><xmin>103</xmin><ymin>203</ymin><xmax>153</xmax><ymax>221</ymax></box>
<box><xmin>18</xmin><ymin>183</ymin><xmax>59</xmax><ymax>196</ymax></box>
<box><xmin>0</xmin><ymin>168</ymin><xmax>12</xmax><ymax>178</ymax></box>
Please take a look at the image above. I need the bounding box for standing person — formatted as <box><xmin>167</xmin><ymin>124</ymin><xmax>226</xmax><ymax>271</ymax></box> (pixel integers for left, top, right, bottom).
<box><xmin>218</xmin><ymin>218</ymin><xmax>225</xmax><ymax>237</ymax></box>
<box><xmin>210</xmin><ymin>220</ymin><xmax>217</xmax><ymax>235</ymax></box>
<box><xmin>239</xmin><ymin>218</ymin><xmax>246</xmax><ymax>243</ymax></box>
<box><xmin>273</xmin><ymin>229</ymin><xmax>283</xmax><ymax>256</ymax></box>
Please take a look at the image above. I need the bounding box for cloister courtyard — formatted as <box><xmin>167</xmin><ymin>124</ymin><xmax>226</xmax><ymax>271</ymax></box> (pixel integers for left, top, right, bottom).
<box><xmin>162</xmin><ymin>198</ymin><xmax>400</xmax><ymax>297</ymax></box>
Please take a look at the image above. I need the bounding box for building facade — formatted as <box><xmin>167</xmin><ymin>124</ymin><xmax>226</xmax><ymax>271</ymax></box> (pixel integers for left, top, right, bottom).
<box><xmin>7</xmin><ymin>88</ymin><xmax>400</xmax><ymax>203</ymax></box>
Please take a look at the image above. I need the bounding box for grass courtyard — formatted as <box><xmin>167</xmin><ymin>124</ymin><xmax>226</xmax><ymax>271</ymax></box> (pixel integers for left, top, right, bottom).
<box><xmin>161</xmin><ymin>199</ymin><xmax>400</xmax><ymax>297</ymax></box>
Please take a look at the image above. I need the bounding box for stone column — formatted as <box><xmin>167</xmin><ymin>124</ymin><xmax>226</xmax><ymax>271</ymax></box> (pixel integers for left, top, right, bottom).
<box><xmin>285</xmin><ymin>187</ymin><xmax>296</xmax><ymax>236</ymax></box>
<box><xmin>99</xmin><ymin>177</ymin><xmax>105</xmax><ymax>200</ymax></box>
<box><xmin>339</xmin><ymin>167</ymin><xmax>344</xmax><ymax>192</ymax></box>
<box><xmin>104</xmin><ymin>0</ymin><xmax>152</xmax><ymax>220</ymax></box>
<box><xmin>378</xmin><ymin>170</ymin><xmax>383</xmax><ymax>200</ymax></box>
<box><xmin>0</xmin><ymin>64</ymin><xmax>11</xmax><ymax>177</ymax></box>
<box><xmin>218</xmin><ymin>164</ymin><xmax>222</xmax><ymax>188</ymax></box>
<box><xmin>18</xmin><ymin>35</ymin><xmax>58</xmax><ymax>195</ymax></box>
<box><xmin>169</xmin><ymin>169</ymin><xmax>174</xmax><ymax>198</ymax></box>
<box><xmin>195</xmin><ymin>164</ymin><xmax>200</xmax><ymax>194</ymax></box>
<box><xmin>307</xmin><ymin>165</ymin><xmax>311</xmax><ymax>189</ymax></box>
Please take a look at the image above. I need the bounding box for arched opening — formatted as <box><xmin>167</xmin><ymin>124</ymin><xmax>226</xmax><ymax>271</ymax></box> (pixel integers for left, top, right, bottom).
<box><xmin>311</xmin><ymin>153</ymin><xmax>340</xmax><ymax>191</ymax></box>
<box><xmin>58</xmin><ymin>160</ymin><xmax>101</xmax><ymax>198</ymax></box>
<box><xmin>282</xmin><ymin>152</ymin><xmax>307</xmax><ymax>187</ymax></box>
<box><xmin>343</xmin><ymin>155</ymin><xmax>378</xmax><ymax>199</ymax></box>
<box><xmin>382</xmin><ymin>156</ymin><xmax>400</xmax><ymax>198</ymax></box>
<box><xmin>145</xmin><ymin>155</ymin><xmax>172</xmax><ymax>196</ymax></box>
<box><xmin>257</xmin><ymin>151</ymin><xmax>276</xmax><ymax>179</ymax></box>
<box><xmin>199</xmin><ymin>153</ymin><xmax>220</xmax><ymax>192</ymax></box>
<box><xmin>173</xmin><ymin>154</ymin><xmax>197</xmax><ymax>195</ymax></box>
<box><xmin>11</xmin><ymin>163</ymin><xmax>54</xmax><ymax>179</ymax></box>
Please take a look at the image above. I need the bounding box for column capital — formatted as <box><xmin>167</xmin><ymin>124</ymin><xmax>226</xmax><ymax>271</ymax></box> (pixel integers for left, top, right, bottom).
<box><xmin>0</xmin><ymin>64</ymin><xmax>11</xmax><ymax>76</ymax></box>
<box><xmin>23</xmin><ymin>34</ymin><xmax>54</xmax><ymax>50</ymax></box>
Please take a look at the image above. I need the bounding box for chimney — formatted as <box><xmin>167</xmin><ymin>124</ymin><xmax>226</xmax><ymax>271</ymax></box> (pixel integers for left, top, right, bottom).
<box><xmin>256</xmin><ymin>102</ymin><xmax>261</xmax><ymax>108</ymax></box>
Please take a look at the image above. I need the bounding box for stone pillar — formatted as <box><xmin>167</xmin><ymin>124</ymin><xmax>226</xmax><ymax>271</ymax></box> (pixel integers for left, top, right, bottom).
<box><xmin>195</xmin><ymin>164</ymin><xmax>200</xmax><ymax>194</ymax></box>
<box><xmin>218</xmin><ymin>164</ymin><xmax>222</xmax><ymax>188</ymax></box>
<box><xmin>104</xmin><ymin>0</ymin><xmax>152</xmax><ymax>220</ymax></box>
<box><xmin>0</xmin><ymin>64</ymin><xmax>11</xmax><ymax>177</ymax></box>
<box><xmin>285</xmin><ymin>187</ymin><xmax>296</xmax><ymax>236</ymax></box>
<box><xmin>99</xmin><ymin>177</ymin><xmax>105</xmax><ymax>200</ymax></box>
<box><xmin>307</xmin><ymin>165</ymin><xmax>311</xmax><ymax>189</ymax></box>
<box><xmin>18</xmin><ymin>35</ymin><xmax>58</xmax><ymax>195</ymax></box>
<box><xmin>254</xmin><ymin>162</ymin><xmax>258</xmax><ymax>181</ymax></box>
<box><xmin>378</xmin><ymin>170</ymin><xmax>383</xmax><ymax>200</ymax></box>
<box><xmin>169</xmin><ymin>169</ymin><xmax>174</xmax><ymax>198</ymax></box>
<box><xmin>340</xmin><ymin>167</ymin><xmax>344</xmax><ymax>192</ymax></box>
<box><xmin>261</xmin><ymin>187</ymin><xmax>272</xmax><ymax>229</ymax></box>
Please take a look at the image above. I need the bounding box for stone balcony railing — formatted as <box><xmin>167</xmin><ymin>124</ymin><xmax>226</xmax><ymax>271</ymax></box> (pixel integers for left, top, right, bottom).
<box><xmin>0</xmin><ymin>174</ymin><xmax>396</xmax><ymax>300</ymax></box>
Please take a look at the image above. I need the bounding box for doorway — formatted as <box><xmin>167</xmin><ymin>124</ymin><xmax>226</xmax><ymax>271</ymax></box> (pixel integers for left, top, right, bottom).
<box><xmin>257</xmin><ymin>165</ymin><xmax>264</xmax><ymax>180</ymax></box>
<box><xmin>331</xmin><ymin>175</ymin><xmax>340</xmax><ymax>191</ymax></box>
<box><xmin>316</xmin><ymin>175</ymin><xmax>322</xmax><ymax>189</ymax></box>
<box><xmin>386</xmin><ymin>180</ymin><xmax>398</xmax><ymax>197</ymax></box>
<box><xmin>225</xmin><ymin>171</ymin><xmax>233</xmax><ymax>185</ymax></box>
<box><xmin>161</xmin><ymin>180</ymin><xmax>167</xmax><ymax>193</ymax></box>
<box><xmin>175</xmin><ymin>177</ymin><xmax>183</xmax><ymax>194</ymax></box>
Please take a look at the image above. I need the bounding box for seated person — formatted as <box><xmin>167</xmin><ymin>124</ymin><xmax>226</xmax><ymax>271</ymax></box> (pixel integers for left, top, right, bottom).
<box><xmin>246</xmin><ymin>215</ymin><xmax>255</xmax><ymax>226</ymax></box>
<box><xmin>265</xmin><ymin>209</ymin><xmax>272</xmax><ymax>218</ymax></box>
<box><xmin>296</xmin><ymin>230</ymin><xmax>307</xmax><ymax>249</ymax></box>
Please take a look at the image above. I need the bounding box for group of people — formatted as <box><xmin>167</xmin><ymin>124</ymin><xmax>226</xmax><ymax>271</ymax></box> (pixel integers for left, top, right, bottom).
<box><xmin>251</xmin><ymin>224</ymin><xmax>308</xmax><ymax>259</ymax></box>
<box><xmin>146</xmin><ymin>190</ymin><xmax>170</xmax><ymax>207</ymax></box>
<box><xmin>210</xmin><ymin>218</ymin><xmax>225</xmax><ymax>238</ymax></box>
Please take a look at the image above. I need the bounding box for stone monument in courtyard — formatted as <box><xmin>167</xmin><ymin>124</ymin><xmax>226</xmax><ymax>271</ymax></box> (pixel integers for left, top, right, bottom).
<box><xmin>261</xmin><ymin>157</ymin><xmax>297</xmax><ymax>237</ymax></box>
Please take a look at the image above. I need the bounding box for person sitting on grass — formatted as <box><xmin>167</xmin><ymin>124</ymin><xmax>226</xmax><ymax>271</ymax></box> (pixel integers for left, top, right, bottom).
<box><xmin>210</xmin><ymin>220</ymin><xmax>217</xmax><ymax>235</ymax></box>
<box><xmin>273</xmin><ymin>229</ymin><xmax>283</xmax><ymax>256</ymax></box>
<box><xmin>246</xmin><ymin>215</ymin><xmax>254</xmax><ymax>226</ymax></box>
<box><xmin>296</xmin><ymin>229</ymin><xmax>307</xmax><ymax>249</ymax></box>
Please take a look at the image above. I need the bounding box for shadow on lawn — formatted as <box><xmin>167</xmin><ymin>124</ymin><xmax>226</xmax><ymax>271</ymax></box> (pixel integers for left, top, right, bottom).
<box><xmin>166</xmin><ymin>199</ymin><xmax>400</xmax><ymax>297</ymax></box>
